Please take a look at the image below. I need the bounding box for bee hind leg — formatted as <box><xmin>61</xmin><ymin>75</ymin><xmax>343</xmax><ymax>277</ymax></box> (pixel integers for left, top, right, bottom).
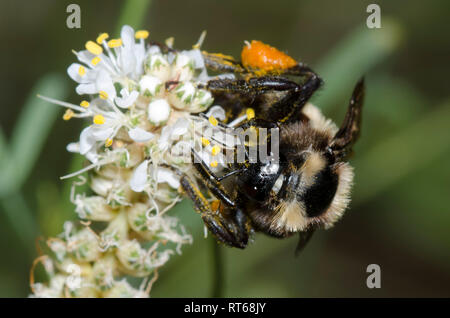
<box><xmin>202</xmin><ymin>73</ymin><xmax>322</xmax><ymax>123</ymax></box>
<box><xmin>201</xmin><ymin>51</ymin><xmax>246</xmax><ymax>74</ymax></box>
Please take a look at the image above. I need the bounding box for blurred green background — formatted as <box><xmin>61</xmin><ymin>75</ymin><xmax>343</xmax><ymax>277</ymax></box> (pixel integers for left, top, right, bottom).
<box><xmin>0</xmin><ymin>0</ymin><xmax>449</xmax><ymax>297</ymax></box>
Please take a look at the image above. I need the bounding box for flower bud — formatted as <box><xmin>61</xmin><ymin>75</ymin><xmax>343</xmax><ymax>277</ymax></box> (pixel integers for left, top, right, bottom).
<box><xmin>168</xmin><ymin>81</ymin><xmax>196</xmax><ymax>110</ymax></box>
<box><xmin>139</xmin><ymin>75</ymin><xmax>163</xmax><ymax>98</ymax></box>
<box><xmin>69</xmin><ymin>228</ymin><xmax>101</xmax><ymax>262</ymax></box>
<box><xmin>74</xmin><ymin>195</ymin><xmax>117</xmax><ymax>221</ymax></box>
<box><xmin>90</xmin><ymin>176</ymin><xmax>114</xmax><ymax>197</ymax></box>
<box><xmin>100</xmin><ymin>211</ymin><xmax>129</xmax><ymax>251</ymax></box>
<box><xmin>171</xmin><ymin>53</ymin><xmax>194</xmax><ymax>81</ymax></box>
<box><xmin>147</xmin><ymin>99</ymin><xmax>171</xmax><ymax>126</ymax></box>
<box><xmin>188</xmin><ymin>89</ymin><xmax>214</xmax><ymax>113</ymax></box>
<box><xmin>127</xmin><ymin>203</ymin><xmax>157</xmax><ymax>240</ymax></box>
<box><xmin>116</xmin><ymin>239</ymin><xmax>152</xmax><ymax>277</ymax></box>
<box><xmin>92</xmin><ymin>254</ymin><xmax>117</xmax><ymax>291</ymax></box>
<box><xmin>144</xmin><ymin>54</ymin><xmax>171</xmax><ymax>82</ymax></box>
<box><xmin>48</xmin><ymin>239</ymin><xmax>67</xmax><ymax>262</ymax></box>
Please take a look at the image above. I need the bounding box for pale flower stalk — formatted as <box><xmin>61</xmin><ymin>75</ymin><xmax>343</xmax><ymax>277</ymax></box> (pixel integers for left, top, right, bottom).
<box><xmin>30</xmin><ymin>25</ymin><xmax>229</xmax><ymax>297</ymax></box>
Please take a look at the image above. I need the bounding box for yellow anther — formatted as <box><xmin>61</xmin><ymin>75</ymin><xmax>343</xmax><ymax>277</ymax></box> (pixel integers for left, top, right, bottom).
<box><xmin>99</xmin><ymin>91</ymin><xmax>108</xmax><ymax>100</ymax></box>
<box><xmin>165</xmin><ymin>37</ymin><xmax>174</xmax><ymax>48</ymax></box>
<box><xmin>211</xmin><ymin>145</ymin><xmax>221</xmax><ymax>156</ymax></box>
<box><xmin>246</xmin><ymin>108</ymin><xmax>255</xmax><ymax>120</ymax></box>
<box><xmin>85</xmin><ymin>41</ymin><xmax>103</xmax><ymax>55</ymax></box>
<box><xmin>105</xmin><ymin>138</ymin><xmax>113</xmax><ymax>147</ymax></box>
<box><xmin>78</xmin><ymin>66</ymin><xmax>86</xmax><ymax>76</ymax></box>
<box><xmin>96</xmin><ymin>33</ymin><xmax>109</xmax><ymax>44</ymax></box>
<box><xmin>210</xmin><ymin>160</ymin><xmax>218</xmax><ymax>168</ymax></box>
<box><xmin>63</xmin><ymin>109</ymin><xmax>74</xmax><ymax>121</ymax></box>
<box><xmin>201</xmin><ymin>137</ymin><xmax>210</xmax><ymax>147</ymax></box>
<box><xmin>80</xmin><ymin>100</ymin><xmax>90</xmax><ymax>108</ymax></box>
<box><xmin>135</xmin><ymin>30</ymin><xmax>149</xmax><ymax>39</ymax></box>
<box><xmin>208</xmin><ymin>116</ymin><xmax>218</xmax><ymax>126</ymax></box>
<box><xmin>93</xmin><ymin>115</ymin><xmax>105</xmax><ymax>125</ymax></box>
<box><xmin>91</xmin><ymin>56</ymin><xmax>101</xmax><ymax>66</ymax></box>
<box><xmin>107</xmin><ymin>38</ymin><xmax>123</xmax><ymax>48</ymax></box>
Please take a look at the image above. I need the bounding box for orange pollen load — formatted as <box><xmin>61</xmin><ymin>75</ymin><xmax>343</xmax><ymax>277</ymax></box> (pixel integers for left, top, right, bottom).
<box><xmin>241</xmin><ymin>40</ymin><xmax>297</xmax><ymax>71</ymax></box>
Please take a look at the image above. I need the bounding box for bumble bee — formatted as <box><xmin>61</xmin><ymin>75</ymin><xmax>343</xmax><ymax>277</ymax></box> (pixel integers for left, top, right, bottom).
<box><xmin>159</xmin><ymin>40</ymin><xmax>364</xmax><ymax>253</ymax></box>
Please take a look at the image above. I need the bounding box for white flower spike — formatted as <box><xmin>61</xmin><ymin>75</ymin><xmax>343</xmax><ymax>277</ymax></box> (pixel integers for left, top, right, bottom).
<box><xmin>31</xmin><ymin>25</ymin><xmax>232</xmax><ymax>298</ymax></box>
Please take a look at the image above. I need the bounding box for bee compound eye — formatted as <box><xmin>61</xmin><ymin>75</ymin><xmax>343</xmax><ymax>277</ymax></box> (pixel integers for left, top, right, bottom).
<box><xmin>239</xmin><ymin>161</ymin><xmax>284</xmax><ymax>201</ymax></box>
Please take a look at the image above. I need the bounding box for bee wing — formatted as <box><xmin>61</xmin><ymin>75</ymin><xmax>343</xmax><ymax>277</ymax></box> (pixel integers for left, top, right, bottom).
<box><xmin>295</xmin><ymin>227</ymin><xmax>315</xmax><ymax>257</ymax></box>
<box><xmin>331</xmin><ymin>77</ymin><xmax>365</xmax><ymax>159</ymax></box>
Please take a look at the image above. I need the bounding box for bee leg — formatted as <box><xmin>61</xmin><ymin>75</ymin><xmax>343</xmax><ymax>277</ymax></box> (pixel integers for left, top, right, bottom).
<box><xmin>179</xmin><ymin>175</ymin><xmax>249</xmax><ymax>248</ymax></box>
<box><xmin>330</xmin><ymin>77</ymin><xmax>365</xmax><ymax>160</ymax></box>
<box><xmin>281</xmin><ymin>63</ymin><xmax>317</xmax><ymax>77</ymax></box>
<box><xmin>201</xmin><ymin>51</ymin><xmax>246</xmax><ymax>74</ymax></box>
<box><xmin>202</xmin><ymin>73</ymin><xmax>322</xmax><ymax>123</ymax></box>
<box><xmin>295</xmin><ymin>228</ymin><xmax>315</xmax><ymax>257</ymax></box>
<box><xmin>148</xmin><ymin>40</ymin><xmax>176</xmax><ymax>54</ymax></box>
<box><xmin>191</xmin><ymin>150</ymin><xmax>236</xmax><ymax>208</ymax></box>
<box><xmin>268</xmin><ymin>71</ymin><xmax>322</xmax><ymax>123</ymax></box>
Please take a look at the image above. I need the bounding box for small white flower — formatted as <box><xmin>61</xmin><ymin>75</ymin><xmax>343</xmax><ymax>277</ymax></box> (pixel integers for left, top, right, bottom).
<box><xmin>139</xmin><ymin>75</ymin><xmax>163</xmax><ymax>97</ymax></box>
<box><xmin>205</xmin><ymin>105</ymin><xmax>226</xmax><ymax>121</ymax></box>
<box><xmin>130</xmin><ymin>159</ymin><xmax>180</xmax><ymax>192</ymax></box>
<box><xmin>171</xmin><ymin>118</ymin><xmax>190</xmax><ymax>139</ymax></box>
<box><xmin>48</xmin><ymin>240</ymin><xmax>67</xmax><ymax>262</ymax></box>
<box><xmin>144</xmin><ymin>53</ymin><xmax>171</xmax><ymax>81</ymax></box>
<box><xmin>128</xmin><ymin>127</ymin><xmax>155</xmax><ymax>143</ymax></box>
<box><xmin>68</xmin><ymin>228</ymin><xmax>101</xmax><ymax>262</ymax></box>
<box><xmin>156</xmin><ymin>167</ymin><xmax>180</xmax><ymax>189</ymax></box>
<box><xmin>73</xmin><ymin>195</ymin><xmax>117</xmax><ymax>221</ymax></box>
<box><xmin>168</xmin><ymin>81</ymin><xmax>196</xmax><ymax>110</ymax></box>
<box><xmin>157</xmin><ymin>117</ymin><xmax>191</xmax><ymax>152</ymax></box>
<box><xmin>130</xmin><ymin>160</ymin><xmax>150</xmax><ymax>192</ymax></box>
<box><xmin>172</xmin><ymin>53</ymin><xmax>195</xmax><ymax>82</ymax></box>
<box><xmin>115</xmin><ymin>88</ymin><xmax>139</xmax><ymax>108</ymax></box>
<box><xmin>147</xmin><ymin>99</ymin><xmax>171</xmax><ymax>126</ymax></box>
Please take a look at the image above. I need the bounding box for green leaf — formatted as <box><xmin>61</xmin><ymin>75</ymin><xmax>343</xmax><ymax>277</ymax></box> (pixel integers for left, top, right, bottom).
<box><xmin>313</xmin><ymin>19</ymin><xmax>404</xmax><ymax>112</ymax></box>
<box><xmin>0</xmin><ymin>73</ymin><xmax>69</xmax><ymax>195</ymax></box>
<box><xmin>0</xmin><ymin>74</ymin><xmax>69</xmax><ymax>255</ymax></box>
<box><xmin>0</xmin><ymin>127</ymin><xmax>8</xmax><ymax>166</ymax></box>
<box><xmin>353</xmin><ymin>100</ymin><xmax>450</xmax><ymax>204</ymax></box>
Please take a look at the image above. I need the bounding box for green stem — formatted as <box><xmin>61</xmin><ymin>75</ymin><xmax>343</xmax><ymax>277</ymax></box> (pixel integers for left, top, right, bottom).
<box><xmin>211</xmin><ymin>238</ymin><xmax>223</xmax><ymax>297</ymax></box>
